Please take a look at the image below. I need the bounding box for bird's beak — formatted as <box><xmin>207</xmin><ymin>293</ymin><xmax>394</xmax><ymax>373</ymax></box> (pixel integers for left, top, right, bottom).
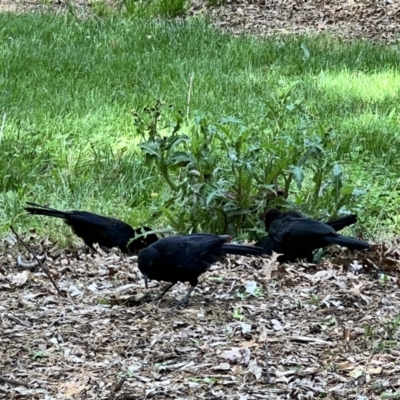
<box><xmin>144</xmin><ymin>275</ymin><xmax>148</xmax><ymax>289</ymax></box>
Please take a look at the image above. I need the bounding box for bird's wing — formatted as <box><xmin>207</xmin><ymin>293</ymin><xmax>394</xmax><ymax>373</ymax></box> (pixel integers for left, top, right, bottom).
<box><xmin>157</xmin><ymin>235</ymin><xmax>224</xmax><ymax>273</ymax></box>
<box><xmin>65</xmin><ymin>213</ymin><xmax>135</xmax><ymax>247</ymax></box>
<box><xmin>179</xmin><ymin>233</ymin><xmax>223</xmax><ymax>241</ymax></box>
<box><xmin>270</xmin><ymin>217</ymin><xmax>336</xmax><ymax>243</ymax></box>
<box><xmin>64</xmin><ymin>211</ymin><xmax>110</xmax><ymax>225</ymax></box>
<box><xmin>283</xmin><ymin>210</ymin><xmax>304</xmax><ymax>218</ymax></box>
<box><xmin>67</xmin><ymin>212</ymin><xmax>130</xmax><ymax>232</ymax></box>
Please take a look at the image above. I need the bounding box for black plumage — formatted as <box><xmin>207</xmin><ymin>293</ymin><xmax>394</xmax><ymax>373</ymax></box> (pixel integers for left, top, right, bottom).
<box><xmin>24</xmin><ymin>202</ymin><xmax>158</xmax><ymax>254</ymax></box>
<box><xmin>138</xmin><ymin>233</ymin><xmax>264</xmax><ymax>306</ymax></box>
<box><xmin>259</xmin><ymin>209</ymin><xmax>368</xmax><ymax>262</ymax></box>
<box><xmin>324</xmin><ymin>214</ymin><xmax>358</xmax><ymax>232</ymax></box>
<box><xmin>255</xmin><ymin>211</ymin><xmax>358</xmax><ymax>258</ymax></box>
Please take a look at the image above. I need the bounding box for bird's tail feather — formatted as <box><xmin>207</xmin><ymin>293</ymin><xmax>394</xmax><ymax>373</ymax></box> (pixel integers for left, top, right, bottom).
<box><xmin>221</xmin><ymin>243</ymin><xmax>265</xmax><ymax>256</ymax></box>
<box><xmin>326</xmin><ymin>235</ymin><xmax>370</xmax><ymax>251</ymax></box>
<box><xmin>254</xmin><ymin>236</ymin><xmax>273</xmax><ymax>254</ymax></box>
<box><xmin>24</xmin><ymin>203</ymin><xmax>67</xmax><ymax>220</ymax></box>
<box><xmin>327</xmin><ymin>214</ymin><xmax>358</xmax><ymax>232</ymax></box>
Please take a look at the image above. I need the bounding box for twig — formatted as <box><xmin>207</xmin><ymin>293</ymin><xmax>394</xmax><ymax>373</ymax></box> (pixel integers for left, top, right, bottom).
<box><xmin>0</xmin><ymin>376</ymin><xmax>28</xmax><ymax>387</ymax></box>
<box><xmin>263</xmin><ymin>326</ymin><xmax>271</xmax><ymax>384</ymax></box>
<box><xmin>10</xmin><ymin>226</ymin><xmax>65</xmax><ymax>299</ymax></box>
<box><xmin>113</xmin><ymin>377</ymin><xmax>126</xmax><ymax>392</ymax></box>
<box><xmin>289</xmin><ymin>335</ymin><xmax>334</xmax><ymax>346</ymax></box>
<box><xmin>6</xmin><ymin>313</ymin><xmax>31</xmax><ymax>328</ymax></box>
<box><xmin>186</xmin><ymin>73</ymin><xmax>194</xmax><ymax>120</ymax></box>
<box><xmin>47</xmin><ymin>315</ymin><xmax>64</xmax><ymax>329</ymax></box>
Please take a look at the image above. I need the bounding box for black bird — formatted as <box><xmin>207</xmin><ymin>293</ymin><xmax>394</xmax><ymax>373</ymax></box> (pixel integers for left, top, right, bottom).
<box><xmin>255</xmin><ymin>211</ymin><xmax>358</xmax><ymax>255</ymax></box>
<box><xmin>138</xmin><ymin>233</ymin><xmax>265</xmax><ymax>306</ymax></box>
<box><xmin>260</xmin><ymin>209</ymin><xmax>369</xmax><ymax>263</ymax></box>
<box><xmin>24</xmin><ymin>202</ymin><xmax>158</xmax><ymax>254</ymax></box>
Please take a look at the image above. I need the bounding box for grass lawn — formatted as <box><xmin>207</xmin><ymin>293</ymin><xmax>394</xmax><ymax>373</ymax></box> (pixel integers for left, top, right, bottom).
<box><xmin>1</xmin><ymin>12</ymin><xmax>400</xmax><ymax>244</ymax></box>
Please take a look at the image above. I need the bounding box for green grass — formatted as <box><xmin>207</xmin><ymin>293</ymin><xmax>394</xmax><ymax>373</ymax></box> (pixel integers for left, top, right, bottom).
<box><xmin>1</xmin><ymin>12</ymin><xmax>400</xmax><ymax>244</ymax></box>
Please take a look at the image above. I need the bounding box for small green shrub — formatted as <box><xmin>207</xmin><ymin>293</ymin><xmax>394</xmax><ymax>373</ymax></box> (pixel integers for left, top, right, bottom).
<box><xmin>135</xmin><ymin>100</ymin><xmax>365</xmax><ymax>237</ymax></box>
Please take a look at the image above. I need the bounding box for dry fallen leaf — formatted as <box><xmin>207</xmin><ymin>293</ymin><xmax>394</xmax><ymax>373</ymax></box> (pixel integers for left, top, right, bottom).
<box><xmin>304</xmin><ymin>269</ymin><xmax>336</xmax><ymax>283</ymax></box>
<box><xmin>68</xmin><ymin>283</ymin><xmax>83</xmax><ymax>297</ymax></box>
<box><xmin>245</xmin><ymin>280</ymin><xmax>258</xmax><ymax>295</ymax></box>
<box><xmin>336</xmin><ymin>361</ymin><xmax>354</xmax><ymax>371</ymax></box>
<box><xmin>349</xmin><ymin>368</ymin><xmax>364</xmax><ymax>379</ymax></box>
<box><xmin>213</xmin><ymin>362</ymin><xmax>231</xmax><ymax>371</ymax></box>
<box><xmin>350</xmin><ymin>282</ymin><xmax>370</xmax><ymax>303</ymax></box>
<box><xmin>271</xmin><ymin>319</ymin><xmax>283</xmax><ymax>331</ymax></box>
<box><xmin>261</xmin><ymin>252</ymin><xmax>280</xmax><ymax>279</ymax></box>
<box><xmin>247</xmin><ymin>359</ymin><xmax>263</xmax><ymax>380</ymax></box>
<box><xmin>220</xmin><ymin>347</ymin><xmax>251</xmax><ymax>366</ymax></box>
<box><xmin>10</xmin><ymin>270</ymin><xmax>30</xmax><ymax>286</ymax></box>
<box><xmin>368</xmin><ymin>366</ymin><xmax>383</xmax><ymax>375</ymax></box>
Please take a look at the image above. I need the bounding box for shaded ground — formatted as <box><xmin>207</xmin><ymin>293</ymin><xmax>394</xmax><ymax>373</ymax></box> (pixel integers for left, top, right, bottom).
<box><xmin>2</xmin><ymin>0</ymin><xmax>400</xmax><ymax>43</ymax></box>
<box><xmin>2</xmin><ymin>235</ymin><xmax>400</xmax><ymax>398</ymax></box>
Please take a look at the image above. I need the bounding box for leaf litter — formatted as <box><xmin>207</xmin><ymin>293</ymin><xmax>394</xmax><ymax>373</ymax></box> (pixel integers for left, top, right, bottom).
<box><xmin>2</xmin><ymin>235</ymin><xmax>400</xmax><ymax>399</ymax></box>
<box><xmin>190</xmin><ymin>0</ymin><xmax>400</xmax><ymax>44</ymax></box>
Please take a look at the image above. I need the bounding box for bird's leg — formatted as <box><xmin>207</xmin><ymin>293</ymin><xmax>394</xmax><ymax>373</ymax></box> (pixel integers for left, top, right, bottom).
<box><xmin>173</xmin><ymin>285</ymin><xmax>196</xmax><ymax>308</ymax></box>
<box><xmin>87</xmin><ymin>245</ymin><xmax>97</xmax><ymax>256</ymax></box>
<box><xmin>154</xmin><ymin>283</ymin><xmax>175</xmax><ymax>302</ymax></box>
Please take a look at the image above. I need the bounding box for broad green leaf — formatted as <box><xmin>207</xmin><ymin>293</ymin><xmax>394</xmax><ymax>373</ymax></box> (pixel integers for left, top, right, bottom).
<box><xmin>138</xmin><ymin>142</ymin><xmax>160</xmax><ymax>157</ymax></box>
<box><xmin>169</xmin><ymin>151</ymin><xmax>192</xmax><ymax>166</ymax></box>
<box><xmin>290</xmin><ymin>165</ymin><xmax>304</xmax><ymax>189</ymax></box>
